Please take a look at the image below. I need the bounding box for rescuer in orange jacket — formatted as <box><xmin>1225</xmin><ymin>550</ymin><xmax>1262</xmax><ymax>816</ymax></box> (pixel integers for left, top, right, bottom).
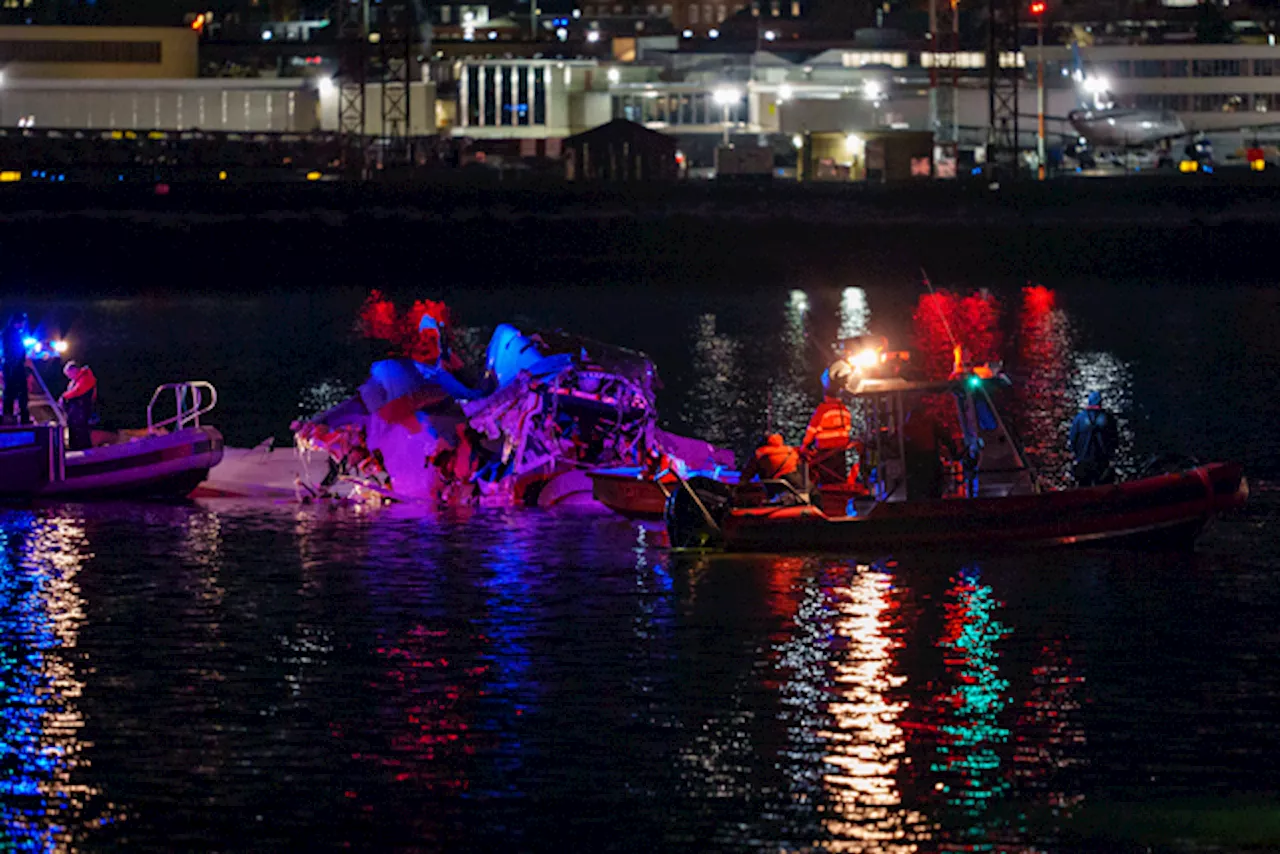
<box><xmin>741</xmin><ymin>433</ymin><xmax>804</xmax><ymax>489</ymax></box>
<box><xmin>802</xmin><ymin>391</ymin><xmax>853</xmax><ymax>484</ymax></box>
<box><xmin>60</xmin><ymin>361</ymin><xmax>98</xmax><ymax>451</ymax></box>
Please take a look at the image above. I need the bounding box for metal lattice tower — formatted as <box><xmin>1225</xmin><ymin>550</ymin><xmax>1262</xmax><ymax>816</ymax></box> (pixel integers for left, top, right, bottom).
<box><xmin>336</xmin><ymin>0</ymin><xmax>369</xmax><ymax>175</ymax></box>
<box><xmin>374</xmin><ymin>0</ymin><xmax>415</xmax><ymax>170</ymax></box>
<box><xmin>929</xmin><ymin>0</ymin><xmax>960</xmax><ymax>174</ymax></box>
<box><xmin>986</xmin><ymin>0</ymin><xmax>1020</xmax><ymax>177</ymax></box>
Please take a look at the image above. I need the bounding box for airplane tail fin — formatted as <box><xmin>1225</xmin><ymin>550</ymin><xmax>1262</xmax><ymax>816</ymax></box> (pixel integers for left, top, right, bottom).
<box><xmin>1069</xmin><ymin>42</ymin><xmax>1090</xmax><ymax>111</ymax></box>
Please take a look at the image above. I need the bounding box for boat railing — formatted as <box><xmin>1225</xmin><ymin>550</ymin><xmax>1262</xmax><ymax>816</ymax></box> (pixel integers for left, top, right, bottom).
<box><xmin>147</xmin><ymin>382</ymin><xmax>218</xmax><ymax>432</ymax></box>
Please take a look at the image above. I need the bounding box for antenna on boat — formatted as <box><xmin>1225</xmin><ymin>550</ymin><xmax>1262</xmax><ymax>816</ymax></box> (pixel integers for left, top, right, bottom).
<box><xmin>920</xmin><ymin>267</ymin><xmax>961</xmax><ymax>356</ymax></box>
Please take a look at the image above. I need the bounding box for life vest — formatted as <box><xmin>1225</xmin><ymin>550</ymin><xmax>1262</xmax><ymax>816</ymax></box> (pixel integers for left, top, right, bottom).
<box><xmin>806</xmin><ymin>398</ymin><xmax>852</xmax><ymax>451</ymax></box>
<box><xmin>64</xmin><ymin>366</ymin><xmax>98</xmax><ymax>403</ymax></box>
<box><xmin>754</xmin><ymin>441</ymin><xmax>800</xmax><ymax>479</ymax></box>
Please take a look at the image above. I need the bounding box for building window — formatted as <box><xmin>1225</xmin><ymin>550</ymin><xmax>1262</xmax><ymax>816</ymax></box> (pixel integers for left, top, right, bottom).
<box><xmin>1192</xmin><ymin>93</ymin><xmax>1246</xmax><ymax>111</ymax></box>
<box><xmin>662</xmin><ymin>3</ymin><xmax>672</xmax><ymax>15</ymax></box>
<box><xmin>535</xmin><ymin>67</ymin><xmax>547</xmax><ymax>124</ymax></box>
<box><xmin>1254</xmin><ymin>58</ymin><xmax>1276</xmax><ymax>76</ymax></box>
<box><xmin>1165</xmin><ymin>60</ymin><xmax>1188</xmax><ymax>77</ymax></box>
<box><xmin>0</xmin><ymin>40</ymin><xmax>162</xmax><ymax>63</ymax></box>
<box><xmin>516</xmin><ymin>65</ymin><xmax>530</xmax><ymax>126</ymax></box>
<box><xmin>482</xmin><ymin>67</ymin><xmax>497</xmax><ymax>125</ymax></box>
<box><xmin>1191</xmin><ymin>59</ymin><xmax>1240</xmax><ymax>77</ymax></box>
<box><xmin>703</xmin><ymin>3</ymin><xmax>713</xmax><ymax>22</ymax></box>
<box><xmin>790</xmin><ymin>0</ymin><xmax>799</xmax><ymax>14</ymax></box>
<box><xmin>465</xmin><ymin>65</ymin><xmax>481</xmax><ymax>124</ymax></box>
<box><xmin>1255</xmin><ymin>92</ymin><xmax>1280</xmax><ymax>112</ymax></box>
<box><xmin>717</xmin><ymin>4</ymin><xmax>725</xmax><ymax>19</ymax></box>
<box><xmin>1133</xmin><ymin>59</ymin><xmax>1163</xmax><ymax>78</ymax></box>
<box><xmin>770</xmin><ymin>0</ymin><xmax>779</xmax><ymax>14</ymax></box>
<box><xmin>689</xmin><ymin>4</ymin><xmax>698</xmax><ymax>21</ymax></box>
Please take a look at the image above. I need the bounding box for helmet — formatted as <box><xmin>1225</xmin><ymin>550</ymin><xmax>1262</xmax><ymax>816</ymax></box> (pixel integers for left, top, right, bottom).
<box><xmin>63</xmin><ymin>361</ymin><xmax>79</xmax><ymax>378</ymax></box>
<box><xmin>1087</xmin><ymin>390</ymin><xmax>1102</xmax><ymax>406</ymax></box>
<box><xmin>825</xmin><ymin>359</ymin><xmax>854</xmax><ymax>392</ymax></box>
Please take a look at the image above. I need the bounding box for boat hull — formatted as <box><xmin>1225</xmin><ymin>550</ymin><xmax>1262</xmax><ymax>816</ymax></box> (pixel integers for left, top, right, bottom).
<box><xmin>26</xmin><ymin>427</ymin><xmax>224</xmax><ymax>500</ymax></box>
<box><xmin>590</xmin><ymin>467</ymin><xmax>740</xmax><ymax>520</ymax></box>
<box><xmin>718</xmin><ymin>463</ymin><xmax>1247</xmax><ymax>553</ymax></box>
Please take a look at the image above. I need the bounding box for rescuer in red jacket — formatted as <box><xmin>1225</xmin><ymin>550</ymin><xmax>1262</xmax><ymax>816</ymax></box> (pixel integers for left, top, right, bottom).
<box><xmin>802</xmin><ymin>391</ymin><xmax>853</xmax><ymax>484</ymax></box>
<box><xmin>60</xmin><ymin>361</ymin><xmax>98</xmax><ymax>451</ymax></box>
<box><xmin>741</xmin><ymin>433</ymin><xmax>804</xmax><ymax>489</ymax></box>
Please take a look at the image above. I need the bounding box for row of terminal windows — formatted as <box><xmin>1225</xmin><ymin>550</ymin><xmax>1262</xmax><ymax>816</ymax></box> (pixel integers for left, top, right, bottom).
<box><xmin>0</xmin><ymin>40</ymin><xmax>162</xmax><ymax>63</ymax></box>
<box><xmin>1099</xmin><ymin>58</ymin><xmax>1279</xmax><ymax>78</ymax></box>
<box><xmin>462</xmin><ymin>65</ymin><xmax>549</xmax><ymax>127</ymax></box>
<box><xmin>580</xmin><ymin>0</ymin><xmax>790</xmax><ymax>18</ymax></box>
<box><xmin>581</xmin><ymin>3</ymin><xmax>673</xmax><ymax>15</ymax></box>
<box><xmin>1132</xmin><ymin>92</ymin><xmax>1280</xmax><ymax>112</ymax></box>
<box><xmin>613</xmin><ymin>91</ymin><xmax>746</xmax><ymax>124</ymax></box>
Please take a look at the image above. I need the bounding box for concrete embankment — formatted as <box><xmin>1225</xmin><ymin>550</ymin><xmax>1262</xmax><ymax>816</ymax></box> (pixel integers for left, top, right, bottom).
<box><xmin>2</xmin><ymin>175</ymin><xmax>1277</xmax><ymax>291</ymax></box>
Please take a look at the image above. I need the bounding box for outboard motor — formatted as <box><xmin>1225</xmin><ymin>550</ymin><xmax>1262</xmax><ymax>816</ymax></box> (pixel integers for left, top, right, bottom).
<box><xmin>663</xmin><ymin>476</ymin><xmax>734</xmax><ymax>549</ymax></box>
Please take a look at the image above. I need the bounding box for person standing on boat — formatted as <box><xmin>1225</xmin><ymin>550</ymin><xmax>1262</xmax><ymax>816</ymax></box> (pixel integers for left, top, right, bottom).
<box><xmin>59</xmin><ymin>361</ymin><xmax>97</xmax><ymax>451</ymax></box>
<box><xmin>2</xmin><ymin>312</ymin><xmax>30</xmax><ymax>425</ymax></box>
<box><xmin>903</xmin><ymin>404</ymin><xmax>957</xmax><ymax>500</ymax></box>
<box><xmin>1069</xmin><ymin>390</ymin><xmax>1119</xmax><ymax>487</ymax></box>
<box><xmin>802</xmin><ymin>380</ymin><xmax>854</xmax><ymax>485</ymax></box>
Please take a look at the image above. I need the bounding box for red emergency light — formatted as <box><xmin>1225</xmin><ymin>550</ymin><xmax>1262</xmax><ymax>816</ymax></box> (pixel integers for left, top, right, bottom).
<box><xmin>1029</xmin><ymin>1</ymin><xmax>1046</xmax><ymax>14</ymax></box>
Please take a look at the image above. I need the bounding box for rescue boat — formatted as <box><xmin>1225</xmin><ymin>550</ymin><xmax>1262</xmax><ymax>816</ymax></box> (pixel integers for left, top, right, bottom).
<box><xmin>664</xmin><ymin>338</ymin><xmax>1248</xmax><ymax>552</ymax></box>
<box><xmin>0</xmin><ymin>380</ymin><xmax>224</xmax><ymax>500</ymax></box>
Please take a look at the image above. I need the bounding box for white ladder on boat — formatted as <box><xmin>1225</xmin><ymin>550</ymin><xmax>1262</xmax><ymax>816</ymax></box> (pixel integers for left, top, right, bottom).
<box><xmin>147</xmin><ymin>381</ymin><xmax>218</xmax><ymax>432</ymax></box>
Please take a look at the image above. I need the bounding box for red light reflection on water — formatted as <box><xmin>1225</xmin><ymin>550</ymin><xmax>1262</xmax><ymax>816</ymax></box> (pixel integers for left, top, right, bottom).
<box><xmin>1014</xmin><ymin>285</ymin><xmax>1075</xmax><ymax>488</ymax></box>
<box><xmin>912</xmin><ymin>291</ymin><xmax>1003</xmax><ymax>382</ymax></box>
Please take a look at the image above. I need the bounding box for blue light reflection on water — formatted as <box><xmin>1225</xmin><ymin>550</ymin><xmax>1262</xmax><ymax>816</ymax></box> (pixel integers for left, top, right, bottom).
<box><xmin>0</xmin><ymin>510</ymin><xmax>109</xmax><ymax>852</ymax></box>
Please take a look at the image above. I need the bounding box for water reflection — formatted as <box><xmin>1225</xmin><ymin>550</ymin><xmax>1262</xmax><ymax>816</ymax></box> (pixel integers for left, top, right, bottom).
<box><xmin>770</xmin><ymin>290</ymin><xmax>817</xmax><ymax>444</ymax></box>
<box><xmin>683</xmin><ymin>313</ymin><xmax>749</xmax><ymax>455</ymax></box>
<box><xmin>838</xmin><ymin>287</ymin><xmax>871</xmax><ymax>341</ymax></box>
<box><xmin>819</xmin><ymin>564</ymin><xmax>925</xmax><ymax>852</ymax></box>
<box><xmin>0</xmin><ymin>511</ymin><xmax>107</xmax><ymax>851</ymax></box>
<box><xmin>1014</xmin><ymin>287</ymin><xmax>1075</xmax><ymax>489</ymax></box>
<box><xmin>927</xmin><ymin>567</ymin><xmax>1014</xmax><ymax>851</ymax></box>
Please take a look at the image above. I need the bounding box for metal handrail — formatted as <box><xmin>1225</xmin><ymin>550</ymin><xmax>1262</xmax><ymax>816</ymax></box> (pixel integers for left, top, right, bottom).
<box><xmin>147</xmin><ymin>381</ymin><xmax>218</xmax><ymax>432</ymax></box>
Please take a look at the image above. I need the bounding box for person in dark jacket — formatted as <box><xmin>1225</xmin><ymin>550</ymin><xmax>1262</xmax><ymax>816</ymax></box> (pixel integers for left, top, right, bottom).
<box><xmin>1068</xmin><ymin>390</ymin><xmax>1119</xmax><ymax>487</ymax></box>
<box><xmin>2</xmin><ymin>312</ymin><xmax>30</xmax><ymax>425</ymax></box>
<box><xmin>903</xmin><ymin>404</ymin><xmax>957</xmax><ymax>500</ymax></box>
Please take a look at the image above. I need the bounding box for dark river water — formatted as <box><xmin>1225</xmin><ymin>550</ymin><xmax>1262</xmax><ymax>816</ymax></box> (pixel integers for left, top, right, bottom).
<box><xmin>2</xmin><ymin>280</ymin><xmax>1278</xmax><ymax>852</ymax></box>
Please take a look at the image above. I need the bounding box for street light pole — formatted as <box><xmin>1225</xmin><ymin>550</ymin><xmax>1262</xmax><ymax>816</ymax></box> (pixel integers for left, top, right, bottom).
<box><xmin>1031</xmin><ymin>1</ymin><xmax>1047</xmax><ymax>180</ymax></box>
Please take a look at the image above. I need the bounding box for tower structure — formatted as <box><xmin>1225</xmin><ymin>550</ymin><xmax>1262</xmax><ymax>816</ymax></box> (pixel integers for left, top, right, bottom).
<box><xmin>928</xmin><ymin>0</ymin><xmax>960</xmax><ymax>177</ymax></box>
<box><xmin>336</xmin><ymin>0</ymin><xmax>369</xmax><ymax>175</ymax></box>
<box><xmin>986</xmin><ymin>0</ymin><xmax>1020</xmax><ymax>178</ymax></box>
<box><xmin>335</xmin><ymin>0</ymin><xmax>418</xmax><ymax>175</ymax></box>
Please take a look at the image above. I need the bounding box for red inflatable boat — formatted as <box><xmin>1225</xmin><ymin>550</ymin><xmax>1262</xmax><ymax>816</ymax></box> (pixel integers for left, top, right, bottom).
<box><xmin>713</xmin><ymin>462</ymin><xmax>1247</xmax><ymax>552</ymax></box>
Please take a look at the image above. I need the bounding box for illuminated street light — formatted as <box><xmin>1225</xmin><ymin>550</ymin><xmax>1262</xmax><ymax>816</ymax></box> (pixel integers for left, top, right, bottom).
<box><xmin>778</xmin><ymin>83</ymin><xmax>793</xmax><ymax>102</ymax></box>
<box><xmin>607</xmin><ymin>67</ymin><xmax>621</xmax><ymax>83</ymax></box>
<box><xmin>713</xmin><ymin>86</ymin><xmax>741</xmax><ymax>145</ymax></box>
<box><xmin>317</xmin><ymin>76</ymin><xmax>335</xmax><ymax>97</ymax></box>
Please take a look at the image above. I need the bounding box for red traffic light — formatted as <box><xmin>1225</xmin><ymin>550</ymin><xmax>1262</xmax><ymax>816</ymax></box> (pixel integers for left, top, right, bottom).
<box><xmin>1029</xmin><ymin>1</ymin><xmax>1046</xmax><ymax>14</ymax></box>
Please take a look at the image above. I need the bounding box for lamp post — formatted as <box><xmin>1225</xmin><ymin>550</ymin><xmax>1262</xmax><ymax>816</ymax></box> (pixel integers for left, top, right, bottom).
<box><xmin>1030</xmin><ymin>1</ymin><xmax>1047</xmax><ymax>180</ymax></box>
<box><xmin>713</xmin><ymin>86</ymin><xmax>740</xmax><ymax>146</ymax></box>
